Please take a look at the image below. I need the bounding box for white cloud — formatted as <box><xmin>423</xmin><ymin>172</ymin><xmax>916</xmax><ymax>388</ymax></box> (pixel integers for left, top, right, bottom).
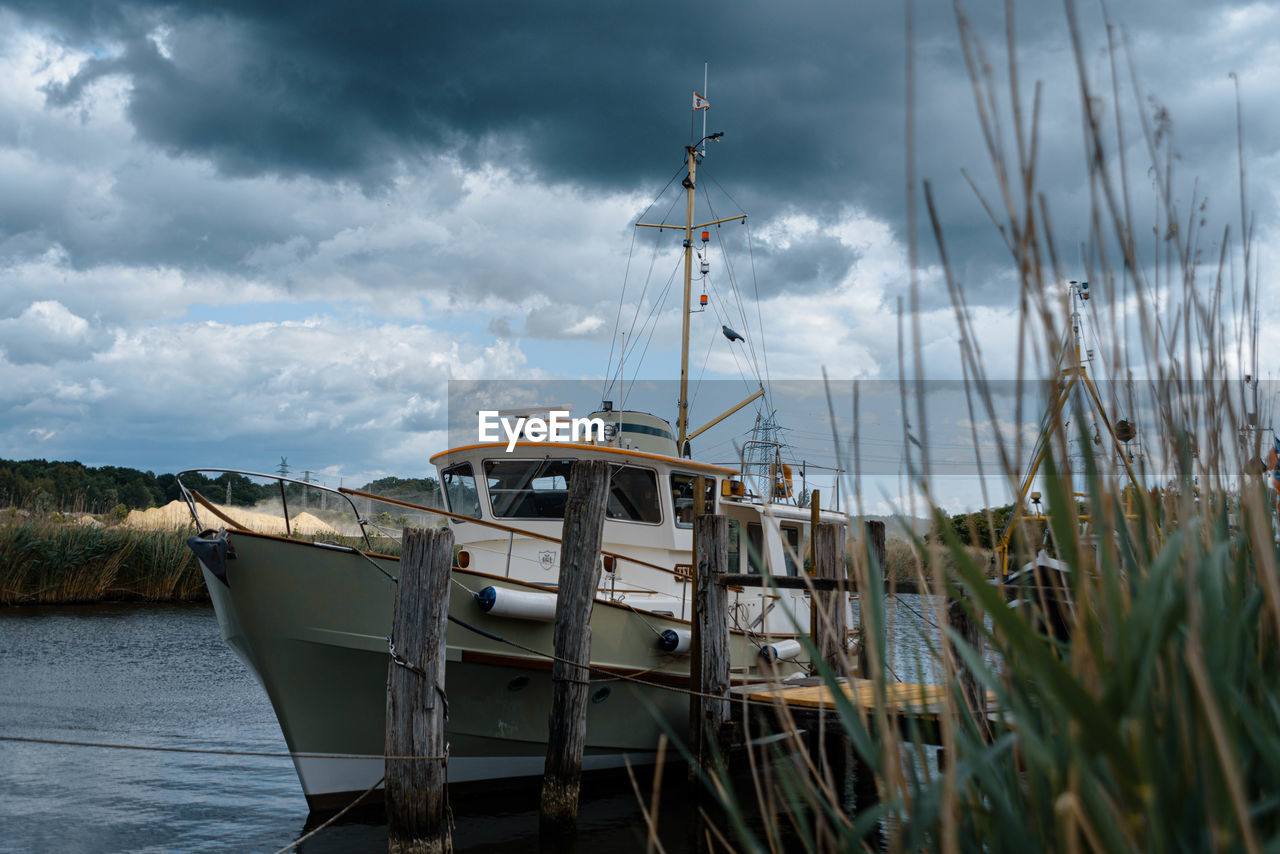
<box><xmin>0</xmin><ymin>299</ymin><xmax>107</xmax><ymax>364</ymax></box>
<box><xmin>0</xmin><ymin>315</ymin><xmax>531</xmax><ymax>479</ymax></box>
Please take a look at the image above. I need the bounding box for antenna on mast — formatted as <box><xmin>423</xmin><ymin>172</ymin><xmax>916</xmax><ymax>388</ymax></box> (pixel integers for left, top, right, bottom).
<box><xmin>701</xmin><ymin>62</ymin><xmax>709</xmax><ymax>156</ymax></box>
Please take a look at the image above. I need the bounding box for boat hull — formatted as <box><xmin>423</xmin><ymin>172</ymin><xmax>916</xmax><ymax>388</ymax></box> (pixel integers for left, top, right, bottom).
<box><xmin>197</xmin><ymin>529</ymin><xmax>784</xmax><ymax>809</ymax></box>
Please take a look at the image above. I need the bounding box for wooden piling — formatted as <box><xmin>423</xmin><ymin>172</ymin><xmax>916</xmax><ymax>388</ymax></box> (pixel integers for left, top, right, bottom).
<box><xmin>864</xmin><ymin>520</ymin><xmax>886</xmax><ymax>581</ymax></box>
<box><xmin>539</xmin><ymin>459</ymin><xmax>612</xmax><ymax>838</ymax></box>
<box><xmin>689</xmin><ymin>513</ymin><xmax>730</xmax><ymax>779</ymax></box>
<box><xmin>946</xmin><ymin>588</ymin><xmax>988</xmax><ymax>733</ymax></box>
<box><xmin>386</xmin><ymin>526</ymin><xmax>455</xmax><ymax>854</ymax></box>
<box><xmin>858</xmin><ymin>520</ymin><xmax>887</xmax><ymax>679</ymax></box>
<box><xmin>810</xmin><ymin>521</ymin><xmax>848</xmax><ymax>670</ymax></box>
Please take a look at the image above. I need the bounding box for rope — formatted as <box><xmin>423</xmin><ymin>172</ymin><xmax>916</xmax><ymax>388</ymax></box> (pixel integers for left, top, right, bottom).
<box><xmin>270</xmin><ymin>775</ymin><xmax>385</xmax><ymax>854</ymax></box>
<box><xmin>388</xmin><ymin>639</ymin><xmax>428</xmax><ymax>677</ymax></box>
<box><xmin>894</xmin><ymin>591</ymin><xmax>942</xmax><ymax>632</ymax></box>
<box><xmin>0</xmin><ymin>735</ymin><xmax>445</xmax><ymax>761</ymax></box>
<box><xmin>345</xmin><ymin>543</ymin><xmax>399</xmax><ymax>583</ymax></box>
<box><xmin>450</xmin><ymin>575</ymin><xmax>480</xmax><ymax>595</ymax></box>
<box><xmin>616</xmin><ymin>599</ymin><xmax>669</xmax><ymax>638</ymax></box>
<box><xmin>387</xmin><ymin>638</ymin><xmax>451</xmax><ymax>721</ymax></box>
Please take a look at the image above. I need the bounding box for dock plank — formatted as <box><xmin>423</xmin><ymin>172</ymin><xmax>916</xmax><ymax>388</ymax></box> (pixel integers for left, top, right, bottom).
<box><xmin>731</xmin><ymin>678</ymin><xmax>998</xmax><ymax>714</ymax></box>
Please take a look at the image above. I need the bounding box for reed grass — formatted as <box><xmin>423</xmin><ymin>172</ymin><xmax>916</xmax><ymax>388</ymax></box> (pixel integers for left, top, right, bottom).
<box><xmin>0</xmin><ymin>515</ymin><xmax>207</xmax><ymax>605</ymax></box>
<box><xmin>653</xmin><ymin>1</ymin><xmax>1278</xmax><ymax>851</ymax></box>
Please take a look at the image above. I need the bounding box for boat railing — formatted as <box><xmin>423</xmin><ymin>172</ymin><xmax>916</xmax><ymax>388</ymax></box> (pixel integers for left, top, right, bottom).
<box><xmin>176</xmin><ymin>469</ymin><xmax>382</xmax><ymax>551</ymax></box>
<box><xmin>338</xmin><ymin>488</ymin><xmax>683</xmax><ymax>580</ymax></box>
<box><xmin>174</xmin><ymin>469</ymin><xmax>692</xmax><ymax>584</ymax></box>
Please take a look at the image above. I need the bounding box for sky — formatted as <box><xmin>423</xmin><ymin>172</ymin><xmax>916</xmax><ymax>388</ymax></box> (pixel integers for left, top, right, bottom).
<box><xmin>0</xmin><ymin>0</ymin><xmax>1276</xmax><ymax>512</ymax></box>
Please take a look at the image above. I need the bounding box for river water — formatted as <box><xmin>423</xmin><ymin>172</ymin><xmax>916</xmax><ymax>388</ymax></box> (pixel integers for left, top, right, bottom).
<box><xmin>0</xmin><ymin>600</ymin><xmax>948</xmax><ymax>853</ymax></box>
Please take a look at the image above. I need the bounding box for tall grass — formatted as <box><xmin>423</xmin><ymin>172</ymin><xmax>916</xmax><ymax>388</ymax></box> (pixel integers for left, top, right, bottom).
<box><xmin>0</xmin><ymin>513</ymin><xmax>206</xmax><ymax>604</ymax></box>
<box><xmin>664</xmin><ymin>1</ymin><xmax>1279</xmax><ymax>851</ymax></box>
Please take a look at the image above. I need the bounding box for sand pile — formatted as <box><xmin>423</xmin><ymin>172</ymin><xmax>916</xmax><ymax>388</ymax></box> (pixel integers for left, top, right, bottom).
<box><xmin>126</xmin><ymin>500</ymin><xmax>339</xmax><ymax>536</ymax></box>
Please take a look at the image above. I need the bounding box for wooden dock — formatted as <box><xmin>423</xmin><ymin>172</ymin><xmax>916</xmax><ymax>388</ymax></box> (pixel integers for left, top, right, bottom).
<box><xmin>731</xmin><ymin>676</ymin><xmax>998</xmax><ymax>714</ymax></box>
<box><xmin>727</xmin><ymin>676</ymin><xmax>1000</xmax><ymax>751</ymax></box>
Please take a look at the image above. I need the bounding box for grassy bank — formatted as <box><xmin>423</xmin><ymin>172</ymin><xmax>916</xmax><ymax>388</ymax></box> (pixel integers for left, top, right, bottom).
<box><xmin>882</xmin><ymin>537</ymin><xmax>994</xmax><ymax>588</ymax></box>
<box><xmin>0</xmin><ymin>512</ymin><xmax>207</xmax><ymax>605</ymax></box>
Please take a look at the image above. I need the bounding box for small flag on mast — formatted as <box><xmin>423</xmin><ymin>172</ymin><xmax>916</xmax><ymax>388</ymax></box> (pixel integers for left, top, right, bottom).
<box><xmin>692</xmin><ymin>90</ymin><xmax>710</xmax><ymax>111</ymax></box>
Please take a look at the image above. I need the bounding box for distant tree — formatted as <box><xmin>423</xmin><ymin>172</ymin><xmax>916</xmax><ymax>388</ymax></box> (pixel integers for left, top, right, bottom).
<box><xmin>360</xmin><ymin>476</ymin><xmax>441</xmax><ymax>507</ymax></box>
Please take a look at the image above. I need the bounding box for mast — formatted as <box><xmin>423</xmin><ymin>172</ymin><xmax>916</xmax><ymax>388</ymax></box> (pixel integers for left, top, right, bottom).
<box><xmin>678</xmin><ymin>143</ymin><xmax>697</xmax><ymax>449</ymax></box>
<box><xmin>634</xmin><ymin>88</ymin><xmax>741</xmax><ymax>454</ymax></box>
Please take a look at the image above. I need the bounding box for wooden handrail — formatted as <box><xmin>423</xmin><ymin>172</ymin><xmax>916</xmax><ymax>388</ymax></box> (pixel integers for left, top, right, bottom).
<box><xmin>189</xmin><ymin>489</ymin><xmax>252</xmax><ymax>532</ymax></box>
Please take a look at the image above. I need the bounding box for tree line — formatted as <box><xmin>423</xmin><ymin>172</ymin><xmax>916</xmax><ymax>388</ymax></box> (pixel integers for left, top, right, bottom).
<box><xmin>0</xmin><ymin>458</ymin><xmax>438</xmax><ymax>514</ymax></box>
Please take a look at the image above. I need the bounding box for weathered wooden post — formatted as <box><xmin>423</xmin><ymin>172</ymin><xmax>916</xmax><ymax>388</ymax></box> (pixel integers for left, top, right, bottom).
<box><xmin>539</xmin><ymin>459</ymin><xmax>612</xmax><ymax>838</ymax></box>
<box><xmin>946</xmin><ymin>588</ymin><xmax>988</xmax><ymax>734</ymax></box>
<box><xmin>811</xmin><ymin>521</ymin><xmax>848</xmax><ymax>670</ymax></box>
<box><xmin>858</xmin><ymin>520</ymin><xmax>887</xmax><ymax>678</ymax></box>
<box><xmin>865</xmin><ymin>520</ymin><xmax>886</xmax><ymax>579</ymax></box>
<box><xmin>690</xmin><ymin>513</ymin><xmax>730</xmax><ymax>779</ymax></box>
<box><xmin>386</xmin><ymin>526</ymin><xmax>454</xmax><ymax>854</ymax></box>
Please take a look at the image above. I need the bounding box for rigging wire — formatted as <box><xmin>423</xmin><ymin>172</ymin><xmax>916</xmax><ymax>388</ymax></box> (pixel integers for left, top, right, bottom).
<box><xmin>621</xmin><ymin>257</ymin><xmax>683</xmax><ymax>409</ymax></box>
<box><xmin>689</xmin><ymin>320</ymin><xmax>722</xmax><ymax>411</ymax></box>
<box><xmin>707</xmin><ymin>174</ymin><xmax>773</xmax><ymax>403</ymax></box>
<box><xmin>744</xmin><ymin>218</ymin><xmax>773</xmax><ymax>408</ymax></box>
<box><xmin>700</xmin><ymin>175</ymin><xmax>765</xmax><ymax>388</ymax></box>
<box><xmin>603</xmin><ymin>159</ymin><xmax>693</xmax><ymax>400</ymax></box>
<box><xmin>702</xmin><ymin>273</ymin><xmax>760</xmax><ymax>394</ymax></box>
<box><xmin>602</xmin><ymin>224</ymin><xmax>641</xmax><ymax>402</ymax></box>
<box><xmin>701</xmin><ymin>247</ymin><xmax>759</xmax><ymax>386</ymax></box>
<box><xmin>604</xmin><ymin>229</ymin><xmax>672</xmax><ymax>399</ymax></box>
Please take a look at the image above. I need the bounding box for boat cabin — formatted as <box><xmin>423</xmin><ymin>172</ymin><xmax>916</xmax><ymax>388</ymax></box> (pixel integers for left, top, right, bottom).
<box><xmin>429</xmin><ymin>409</ymin><xmax>845</xmax><ymax>634</ymax></box>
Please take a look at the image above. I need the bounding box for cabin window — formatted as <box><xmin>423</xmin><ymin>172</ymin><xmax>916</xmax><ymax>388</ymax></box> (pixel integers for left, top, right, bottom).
<box><xmin>484</xmin><ymin>459</ymin><xmax>662</xmax><ymax>522</ymax></box>
<box><xmin>606</xmin><ymin>465</ymin><xmax>662</xmax><ymax>524</ymax></box>
<box><xmin>670</xmin><ymin>473</ymin><xmax>717</xmax><ymax>528</ymax></box>
<box><xmin>781</xmin><ymin>523</ymin><xmax>803</xmax><ymax>577</ymax></box>
<box><xmin>484</xmin><ymin>458</ymin><xmax>574</xmax><ymax>518</ymax></box>
<box><xmin>746</xmin><ymin>523</ymin><xmax>764</xmax><ymax>574</ymax></box>
<box><xmin>441</xmin><ymin>463</ymin><xmax>481</xmax><ymax>519</ymax></box>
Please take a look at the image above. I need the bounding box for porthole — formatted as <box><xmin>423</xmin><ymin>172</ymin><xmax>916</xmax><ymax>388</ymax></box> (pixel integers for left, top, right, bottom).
<box><xmin>592</xmin><ymin>686</ymin><xmax>611</xmax><ymax>704</ymax></box>
<box><xmin>508</xmin><ymin>675</ymin><xmax>529</xmax><ymax>691</ymax></box>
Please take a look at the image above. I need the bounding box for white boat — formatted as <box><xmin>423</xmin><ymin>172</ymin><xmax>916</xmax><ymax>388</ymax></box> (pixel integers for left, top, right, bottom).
<box><xmin>182</xmin><ymin>104</ymin><xmax>852</xmax><ymax>810</ymax></box>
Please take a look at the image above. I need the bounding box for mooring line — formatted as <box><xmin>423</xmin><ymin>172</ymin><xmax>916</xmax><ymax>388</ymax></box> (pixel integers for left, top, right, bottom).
<box><xmin>270</xmin><ymin>775</ymin><xmax>385</xmax><ymax>854</ymax></box>
<box><xmin>0</xmin><ymin>734</ymin><xmax>444</xmax><ymax>761</ymax></box>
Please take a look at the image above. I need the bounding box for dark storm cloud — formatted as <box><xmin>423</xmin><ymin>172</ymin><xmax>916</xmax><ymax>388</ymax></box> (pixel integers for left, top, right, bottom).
<box><xmin>749</xmin><ymin>231</ymin><xmax>862</xmax><ymax>297</ymax></box>
<box><xmin>5</xmin><ymin>0</ymin><xmax>1272</xmax><ymax>305</ymax></box>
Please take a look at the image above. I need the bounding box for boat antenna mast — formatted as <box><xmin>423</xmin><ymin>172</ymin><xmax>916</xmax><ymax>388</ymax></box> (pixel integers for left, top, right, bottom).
<box><xmin>634</xmin><ymin>80</ymin><xmax>746</xmax><ymax>455</ymax></box>
<box><xmin>699</xmin><ymin>62</ymin><xmax>710</xmax><ymax>157</ymax></box>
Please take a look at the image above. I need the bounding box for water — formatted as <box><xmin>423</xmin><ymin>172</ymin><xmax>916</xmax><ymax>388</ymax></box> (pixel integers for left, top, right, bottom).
<box><xmin>0</xmin><ymin>599</ymin><xmax>954</xmax><ymax>853</ymax></box>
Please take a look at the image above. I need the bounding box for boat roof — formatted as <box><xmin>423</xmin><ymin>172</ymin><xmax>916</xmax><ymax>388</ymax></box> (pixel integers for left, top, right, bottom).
<box><xmin>429</xmin><ymin>441</ymin><xmax>738</xmax><ymax>475</ymax></box>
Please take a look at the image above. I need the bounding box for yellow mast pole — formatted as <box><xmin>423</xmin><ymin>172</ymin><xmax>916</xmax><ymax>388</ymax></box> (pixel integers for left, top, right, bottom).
<box><xmin>678</xmin><ymin>145</ymin><xmax>697</xmax><ymax>451</ymax></box>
